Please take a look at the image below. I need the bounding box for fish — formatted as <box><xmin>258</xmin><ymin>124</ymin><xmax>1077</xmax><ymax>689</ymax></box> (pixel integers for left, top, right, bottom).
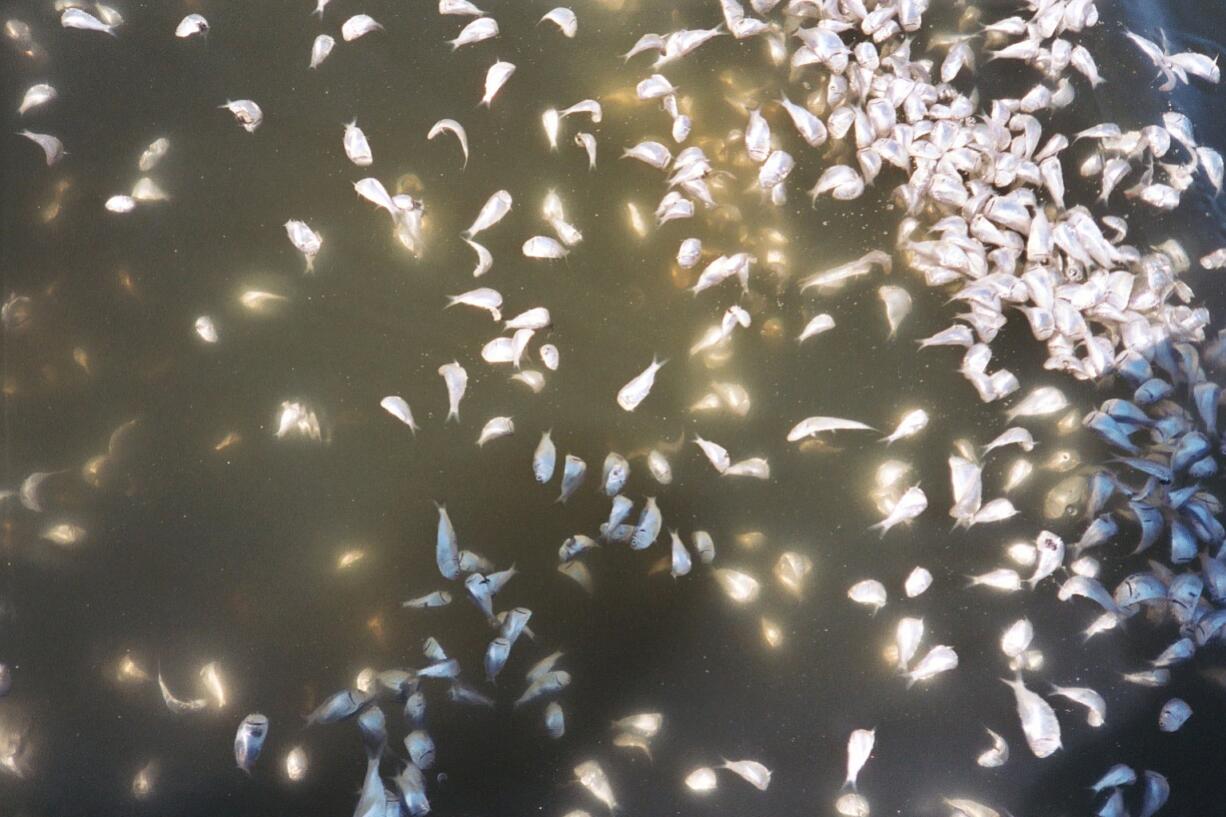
<box><xmin>402</xmin><ymin>590</ymin><xmax>451</xmax><ymax>609</ymax></box>
<box><xmin>878</xmin><ymin>286</ymin><xmax>912</xmax><ymax>338</ymax></box>
<box><xmin>175</xmin><ymin>13</ymin><xmax>208</xmax><ymax>38</ymax></box>
<box><xmin>341</xmin><ymin>14</ymin><xmax>382</xmax><ymax>41</ymax></box>
<box><xmin>714</xmin><ymin>568</ymin><xmax>760</xmax><ymax>603</ymax></box>
<box><xmin>523</xmin><ymin>235</ymin><xmax>568</xmax><ymax>259</ymax></box>
<box><xmin>601</xmin><ymin>453</ymin><xmax>629</xmax><ymax>495</ymax></box>
<box><xmin>343</xmin><ymin>121</ymin><xmax>373</xmax><ymax>166</ymax></box>
<box><xmin>309</xmin><ymin>34</ymin><xmax>335</xmax><ymax>68</ymax></box>
<box><xmin>976</xmin><ymin>728</ymin><xmax>1009</xmax><ymax>768</ymax></box>
<box><xmin>533</xmin><ymin>431</ymin><xmax>557</xmax><ymax>483</ymax></box>
<box><xmin>906</xmin><ymin>645</ymin><xmax>958</xmax><ymax>686</ymax></box>
<box><xmin>305</xmin><ymin>688</ymin><xmax>371</xmax><ymax>725</ymax></box>
<box><xmin>1003</xmin><ymin>676</ymin><xmax>1061</xmax><ymax>757</ymax></box>
<box><xmin>17</xmin><ymin>83</ymin><xmax>55</xmax><ymax>115</ymax></box>
<box><xmin>1158</xmin><ymin>698</ymin><xmax>1191</xmax><ymax>732</ymax></box>
<box><xmin>219</xmin><ymin>100</ymin><xmax>263</xmax><ymax>133</ymax></box>
<box><xmin>871</xmin><ymin>486</ymin><xmax>927</xmax><ymax>536</ymax></box>
<box><xmin>685</xmin><ymin>767</ymin><xmax>717</xmax><ymax>792</ymax></box>
<box><xmin>61</xmin><ymin>8</ymin><xmax>116</xmax><ymax>35</ymax></box>
<box><xmin>284</xmin><ymin>746</ymin><xmax>307</xmax><ymax>782</ymax></box>
<box><xmin>18</xmin><ymin>130</ymin><xmax>64</xmax><ymax>165</ymax></box>
<box><xmin>883</xmin><ymin>409</ymin><xmax>928</xmax><ymax>443</ymax></box>
<box><xmin>558</xmin><ymin>454</ymin><xmax>586</xmax><ymax>503</ymax></box>
<box><xmin>450</xmin><ymin>17</ymin><xmax>498</xmax><ymax>50</ymax></box>
<box><xmin>631</xmin><ymin>497</ymin><xmax>662</xmax><ymax>549</ymax></box>
<box><xmin>481</xmin><ymin>60</ymin><xmax>516</xmax><ymax>106</ymax></box>
<box><xmin>1006</xmin><ymin>387</ymin><xmax>1069</xmax><ymax>421</ymax></box>
<box><xmin>438</xmin><ymin>362</ymin><xmax>468</xmax><ymax>422</ymax></box>
<box><xmin>284</xmin><ymin>220</ymin><xmax>322</xmax><ymax>271</ymax></box>
<box><xmin>787</xmin><ymin>417</ymin><xmax>875</xmax><ymax>441</ymax></box>
<box><xmin>574</xmin><ymin>760</ymin><xmax>617</xmax><ymax>811</ymax></box>
<box><xmin>721</xmin><ymin>759</ymin><xmax>771</xmax><ymax>791</ymax></box>
<box><xmin>1000</xmin><ymin>619</ymin><xmax>1033</xmax><ymax>659</ymax></box>
<box><xmin>845</xmin><ymin>728</ymin><xmax>875</xmax><ymax>789</ymax></box>
<box><xmin>380</xmin><ymin>396</ymin><xmax>419</xmax><ymax>433</ymax></box>
<box><xmin>540</xmin><ymin>8</ymin><xmax>577</xmax><ymax>38</ymax></box>
<box><xmin>904</xmin><ymin>567</ymin><xmax>932</xmax><ymax>597</ymax></box>
<box><xmin>477</xmin><ymin>416</ymin><xmax>514</xmax><ymax>446</ymax></box>
<box><xmin>234</xmin><ymin>714</ymin><xmax>269</xmax><ymax>773</ymax></box>
<box><xmin>428</xmin><ymin>119</ymin><xmax>469</xmax><ymax>166</ymax></box>
<box><xmin>463</xmin><ymin>193</ymin><xmax>513</xmax><ymax>239</ymax></box>
<box><xmin>848</xmin><ymin>579</ymin><xmax>887</xmax><ymax>613</ymax></box>
<box><xmin>617</xmin><ymin>356</ymin><xmax>666</xmax><ymax>411</ymax></box>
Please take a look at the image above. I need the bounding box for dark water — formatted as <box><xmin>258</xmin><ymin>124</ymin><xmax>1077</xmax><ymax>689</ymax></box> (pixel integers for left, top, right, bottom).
<box><xmin>3</xmin><ymin>1</ymin><xmax>1226</xmax><ymax>816</ymax></box>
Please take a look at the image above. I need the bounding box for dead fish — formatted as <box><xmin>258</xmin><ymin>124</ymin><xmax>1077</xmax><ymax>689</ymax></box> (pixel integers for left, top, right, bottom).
<box><xmin>574</xmin><ymin>760</ymin><xmax>617</xmax><ymax>812</ymax></box>
<box><xmin>18</xmin><ymin>130</ymin><xmax>64</xmax><ymax>165</ymax></box>
<box><xmin>17</xmin><ymin>83</ymin><xmax>55</xmax><ymax>115</ymax></box>
<box><xmin>464</xmin><ymin>190</ymin><xmax>512</xmax><ymax>237</ymax></box>
<box><xmin>1003</xmin><ymin>676</ymin><xmax>1061</xmax><ymax>758</ymax></box>
<box><xmin>438</xmin><ymin>362</ymin><xmax>468</xmax><ymax>422</ymax></box>
<box><xmin>477</xmin><ymin>416</ymin><xmax>514</xmax><ymax>446</ymax></box>
<box><xmin>557</xmin><ymin>454</ymin><xmax>586</xmax><ymax>503</ymax></box>
<box><xmin>617</xmin><ymin>356</ymin><xmax>666</xmax><ymax>412</ymax></box>
<box><xmin>976</xmin><ymin>728</ymin><xmax>1009</xmax><ymax>768</ymax></box>
<box><xmin>721</xmin><ymin>759</ymin><xmax>771</xmax><ymax>791</ymax></box>
<box><xmin>219</xmin><ymin>100</ymin><xmax>262</xmax><ymax>133</ymax></box>
<box><xmin>848</xmin><ymin>579</ymin><xmax>887</xmax><ymax>613</ymax></box>
<box><xmin>158</xmin><ymin>672</ymin><xmax>209</xmax><ymax>714</ymax></box>
<box><xmin>481</xmin><ymin>60</ymin><xmax>516</xmax><ymax>106</ymax></box>
<box><xmin>906</xmin><ymin>645</ymin><xmax>958</xmax><ymax>686</ymax></box>
<box><xmin>284</xmin><ymin>220</ymin><xmax>322</xmax><ymax>272</ymax></box>
<box><xmin>341</xmin><ymin>14</ymin><xmax>383</xmax><ymax>41</ymax></box>
<box><xmin>309</xmin><ymin>34</ymin><xmax>335</xmax><ymax>68</ymax></box>
<box><xmin>787</xmin><ymin>416</ymin><xmax>875</xmax><ymax>441</ymax></box>
<box><xmin>427</xmin><ymin>119</ymin><xmax>469</xmax><ymax>166</ymax></box>
<box><xmin>540</xmin><ymin>8</ymin><xmax>577</xmax><ymax>37</ymax></box>
<box><xmin>845</xmin><ymin>729</ymin><xmax>875</xmax><ymax>788</ymax></box>
<box><xmin>450</xmin><ymin>17</ymin><xmax>498</xmax><ymax>50</ymax></box>
<box><xmin>1050</xmin><ymin>684</ymin><xmax>1106</xmax><ymax>727</ymax></box>
<box><xmin>904</xmin><ymin>567</ymin><xmax>932</xmax><ymax>597</ymax></box>
<box><xmin>523</xmin><ymin>235</ymin><xmax>568</xmax><ymax>259</ymax></box>
<box><xmin>878</xmin><ymin>286</ymin><xmax>912</xmax><ymax>338</ymax></box>
<box><xmin>882</xmin><ymin>409</ymin><xmax>928</xmax><ymax>443</ymax></box>
<box><xmin>61</xmin><ymin>8</ymin><xmax>117</xmax><ymax>35</ymax></box>
<box><xmin>871</xmin><ymin>486</ymin><xmax>927</xmax><ymax>536</ymax></box>
<box><xmin>380</xmin><ymin>396</ymin><xmax>419</xmax><ymax>433</ymax></box>
<box><xmin>343</xmin><ymin>120</ymin><xmax>373</xmax><ymax>166</ymax></box>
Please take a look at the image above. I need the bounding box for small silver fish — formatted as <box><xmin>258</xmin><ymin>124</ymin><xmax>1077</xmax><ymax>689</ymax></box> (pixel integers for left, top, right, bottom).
<box><xmin>428</xmin><ymin>119</ymin><xmax>469</xmax><ymax>166</ymax></box>
<box><xmin>480</xmin><ymin>60</ymin><xmax>516</xmax><ymax>106</ymax></box>
<box><xmin>557</xmin><ymin>454</ymin><xmax>586</xmax><ymax>503</ymax></box>
<box><xmin>617</xmin><ymin>356</ymin><xmax>666</xmax><ymax>412</ymax></box>
<box><xmin>438</xmin><ymin>362</ymin><xmax>468</xmax><ymax>422</ymax></box>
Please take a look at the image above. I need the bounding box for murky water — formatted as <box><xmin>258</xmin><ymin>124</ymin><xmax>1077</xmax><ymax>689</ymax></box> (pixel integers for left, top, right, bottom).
<box><xmin>4</xmin><ymin>1</ymin><xmax>1226</xmax><ymax>816</ymax></box>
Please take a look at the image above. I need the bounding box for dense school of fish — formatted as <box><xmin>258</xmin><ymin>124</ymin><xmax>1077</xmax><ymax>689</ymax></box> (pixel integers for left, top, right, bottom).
<box><xmin>3</xmin><ymin>0</ymin><xmax>1226</xmax><ymax>814</ymax></box>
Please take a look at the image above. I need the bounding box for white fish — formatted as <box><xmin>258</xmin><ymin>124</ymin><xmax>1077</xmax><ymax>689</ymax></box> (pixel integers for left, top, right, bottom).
<box><xmin>106</xmin><ymin>195</ymin><xmax>136</xmax><ymax>213</ymax></box>
<box><xmin>341</xmin><ymin>14</ymin><xmax>383</xmax><ymax>41</ymax></box>
<box><xmin>447</xmin><ymin>287</ymin><xmax>502</xmax><ymax>320</ymax></box>
<box><xmin>464</xmin><ymin>190</ymin><xmax>512</xmax><ymax>237</ymax></box>
<box><xmin>440</xmin><ymin>0</ymin><xmax>484</xmax><ymax>14</ymax></box>
<box><xmin>670</xmin><ymin>531</ymin><xmax>692</xmax><ymax>577</ymax></box>
<box><xmin>131</xmin><ymin>177</ymin><xmax>169</xmax><ymax>203</ymax></box>
<box><xmin>138</xmin><ymin>137</ymin><xmax>170</xmax><ymax>172</ymax></box>
<box><xmin>968</xmin><ymin>569</ymin><xmax>1021</xmax><ymax>592</ymax></box>
<box><xmin>725</xmin><ymin>457</ymin><xmax>770</xmax><ymax>479</ymax></box>
<box><xmin>848</xmin><ymin>579</ymin><xmax>887</xmax><ymax>613</ymax></box>
<box><xmin>845</xmin><ymin>729</ymin><xmax>875</xmax><ymax>789</ymax></box>
<box><xmin>533</xmin><ymin>431</ymin><xmax>556</xmax><ymax>483</ymax></box>
<box><xmin>194</xmin><ymin>316</ymin><xmax>218</xmax><ymax>343</ymax></box>
<box><xmin>477</xmin><ymin>416</ymin><xmax>514</xmax><ymax>446</ymax></box>
<box><xmin>904</xmin><ymin>567</ymin><xmax>932</xmax><ymax>597</ymax></box>
<box><xmin>835</xmin><ymin>793</ymin><xmax>870</xmax><ymax>817</ymax></box>
<box><xmin>1028</xmin><ymin>531</ymin><xmax>1065</xmax><ymax>588</ymax></box>
<box><xmin>450</xmin><ymin>17</ymin><xmax>498</xmax><ymax>50</ymax></box>
<box><xmin>428</xmin><ymin>119</ymin><xmax>469</xmax><ymax>167</ymax></box>
<box><xmin>574</xmin><ymin>760</ymin><xmax>617</xmax><ymax>812</ymax></box>
<box><xmin>714</xmin><ymin>569</ymin><xmax>760</xmax><ymax>603</ymax></box>
<box><xmin>871</xmin><ymin>486</ymin><xmax>927</xmax><ymax>536</ymax></box>
<box><xmin>878</xmin><ymin>286</ymin><xmax>912</xmax><ymax>338</ymax></box>
<box><xmin>343</xmin><ymin>121</ymin><xmax>373</xmax><ymax>166</ymax></box>
<box><xmin>463</xmin><ymin>238</ymin><xmax>493</xmax><ymax>277</ymax></box>
<box><xmin>622</xmin><ymin>140</ymin><xmax>672</xmax><ymax>169</ymax></box>
<box><xmin>798</xmin><ymin>313</ymin><xmax>835</xmax><ymax>342</ymax></box>
<box><xmin>240</xmin><ymin>289</ymin><xmax>286</xmax><ymax>311</ymax></box>
<box><xmin>309</xmin><ymin>34</ymin><xmax>335</xmax><ymax>68</ymax></box>
<box><xmin>61</xmin><ymin>8</ymin><xmax>116</xmax><ymax>35</ymax></box>
<box><xmin>721</xmin><ymin>759</ymin><xmax>770</xmax><ymax>791</ymax></box>
<box><xmin>353</xmin><ymin>178</ymin><xmax>396</xmax><ymax>213</ymax></box>
<box><xmin>617</xmin><ymin>356</ymin><xmax>666</xmax><ymax>412</ymax></box>
<box><xmin>220</xmin><ymin>100</ymin><xmax>263</xmax><ymax>133</ymax></box>
<box><xmin>636</xmin><ymin>74</ymin><xmax>677</xmax><ymax>100</ymax></box>
<box><xmin>523</xmin><ymin>236</ymin><xmax>568</xmax><ymax>259</ymax></box>
<box><xmin>694</xmin><ymin>436</ymin><xmax>730</xmax><ymax>473</ymax></box>
<box><xmin>1051</xmin><ymin>685</ymin><xmax>1106</xmax><ymax>727</ymax></box>
<box><xmin>560</xmin><ymin>99</ymin><xmax>601</xmax><ymax>123</ymax></box>
<box><xmin>1003</xmin><ymin>676</ymin><xmax>1061</xmax><ymax>757</ymax></box>
<box><xmin>540</xmin><ymin>8</ymin><xmax>577</xmax><ymax>37</ymax></box>
<box><xmin>18</xmin><ymin>130</ymin><xmax>64</xmax><ymax>165</ymax></box>
<box><xmin>17</xmin><ymin>83</ymin><xmax>56</xmax><ymax>115</ymax></box>
<box><xmin>882</xmin><ymin>409</ymin><xmax>928</xmax><ymax>443</ymax></box>
<box><xmin>896</xmin><ymin>617</ymin><xmax>924</xmax><ymax>670</ymax></box>
<box><xmin>438</xmin><ymin>362</ymin><xmax>468</xmax><ymax>422</ymax></box>
<box><xmin>284</xmin><ymin>220</ymin><xmax>322</xmax><ymax>272</ymax></box>
<box><xmin>540</xmin><ymin>344</ymin><xmax>559</xmax><ymax>371</ymax></box>
<box><xmin>175</xmin><ymin>14</ymin><xmax>208</xmax><ymax>38</ymax></box>
<box><xmin>976</xmin><ymin>729</ymin><xmax>1009</xmax><ymax>768</ymax></box>
<box><xmin>1000</xmin><ymin>619</ymin><xmax>1034</xmax><ymax>658</ymax></box>
<box><xmin>575</xmin><ymin>132</ymin><xmax>597</xmax><ymax>168</ymax></box>
<box><xmin>677</xmin><ymin>238</ymin><xmax>702</xmax><ymax>268</ymax></box>
<box><xmin>380</xmin><ymin>396</ymin><xmax>418</xmax><ymax>433</ymax></box>
<box><xmin>285</xmin><ymin>746</ymin><xmax>308</xmax><ymax>781</ymax></box>
<box><xmin>480</xmin><ymin>61</ymin><xmax>516</xmax><ymax>107</ymax></box>
<box><xmin>1006</xmin><ymin>387</ymin><xmax>1069</xmax><ymax>421</ymax></box>
<box><xmin>787</xmin><ymin>416</ymin><xmax>875</xmax><ymax>441</ymax></box>
<box><xmin>1158</xmin><ymin>698</ymin><xmax>1191</xmax><ymax>732</ymax></box>
<box><xmin>983</xmin><ymin>427</ymin><xmax>1035</xmax><ymax>454</ymax></box>
<box><xmin>685</xmin><ymin>767</ymin><xmax>717</xmax><ymax>792</ymax></box>
<box><xmin>906</xmin><ymin>645</ymin><xmax>958</xmax><ymax>686</ymax></box>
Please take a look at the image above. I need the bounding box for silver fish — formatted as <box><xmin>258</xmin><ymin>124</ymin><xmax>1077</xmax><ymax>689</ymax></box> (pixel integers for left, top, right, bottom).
<box><xmin>438</xmin><ymin>362</ymin><xmax>468</xmax><ymax>422</ymax></box>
